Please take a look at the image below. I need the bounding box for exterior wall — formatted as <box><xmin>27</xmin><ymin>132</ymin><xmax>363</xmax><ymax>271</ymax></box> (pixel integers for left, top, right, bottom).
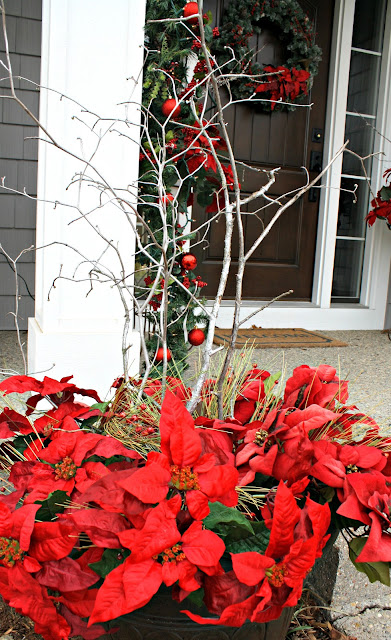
<box><xmin>0</xmin><ymin>0</ymin><xmax>41</xmax><ymax>329</ymax></box>
<box><xmin>28</xmin><ymin>0</ymin><xmax>144</xmax><ymax>395</ymax></box>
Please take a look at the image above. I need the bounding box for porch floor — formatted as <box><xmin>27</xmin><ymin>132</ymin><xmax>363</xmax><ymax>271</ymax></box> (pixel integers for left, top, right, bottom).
<box><xmin>0</xmin><ymin>329</ymin><xmax>390</xmax><ymax>639</ymax></box>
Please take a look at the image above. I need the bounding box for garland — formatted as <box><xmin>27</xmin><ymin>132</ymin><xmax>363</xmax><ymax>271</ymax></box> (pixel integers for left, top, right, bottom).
<box><xmin>211</xmin><ymin>0</ymin><xmax>323</xmax><ymax>110</ymax></box>
<box><xmin>140</xmin><ymin>1</ymin><xmax>224</xmax><ymax>370</ymax></box>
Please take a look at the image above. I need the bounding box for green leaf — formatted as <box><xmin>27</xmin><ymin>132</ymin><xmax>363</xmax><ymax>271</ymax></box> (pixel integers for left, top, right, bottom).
<box><xmin>35</xmin><ymin>490</ymin><xmax>68</xmax><ymax>522</ymax></box>
<box><xmin>379</xmin><ymin>186</ymin><xmax>391</xmax><ymax>202</ymax></box>
<box><xmin>183</xmin><ymin>588</ymin><xmax>205</xmax><ymax>608</ymax></box>
<box><xmin>349</xmin><ymin>538</ymin><xmax>390</xmax><ymax>586</ymax></box>
<box><xmin>90</xmin><ymin>548</ymin><xmax>130</xmax><ymax>579</ymax></box>
<box><xmin>227</xmin><ymin>521</ymin><xmax>270</xmax><ymax>555</ymax></box>
<box><xmin>319</xmin><ymin>486</ymin><xmax>335</xmax><ymax>503</ymax></box>
<box><xmin>203</xmin><ymin>502</ymin><xmax>254</xmax><ymax>535</ymax></box>
<box><xmin>90</xmin><ymin>402</ymin><xmax>110</xmax><ymax>412</ymax></box>
<box><xmin>196</xmin><ymin>189</ymin><xmax>214</xmax><ymax>207</ymax></box>
<box><xmin>263</xmin><ymin>371</ymin><xmax>281</xmax><ymax>396</ymax></box>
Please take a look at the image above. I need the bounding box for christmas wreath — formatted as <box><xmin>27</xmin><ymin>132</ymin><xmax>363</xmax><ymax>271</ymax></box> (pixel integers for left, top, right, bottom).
<box><xmin>211</xmin><ymin>0</ymin><xmax>323</xmax><ymax>110</ymax></box>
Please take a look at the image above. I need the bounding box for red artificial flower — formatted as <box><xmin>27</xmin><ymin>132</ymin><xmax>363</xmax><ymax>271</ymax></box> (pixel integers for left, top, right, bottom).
<box><xmin>0</xmin><ymin>374</ymin><xmax>100</xmax><ymax>411</ymax></box>
<box><xmin>283</xmin><ymin>365</ymin><xmax>348</xmax><ymax>410</ymax></box>
<box><xmin>89</xmin><ymin>496</ymin><xmax>225</xmax><ymax>624</ymax></box>
<box><xmin>337</xmin><ymin>472</ymin><xmax>391</xmax><ymax>562</ymax></box>
<box><xmin>13</xmin><ymin>427</ymin><xmax>139</xmax><ymax>504</ymax></box>
<box><xmin>0</xmin><ymin>503</ymin><xmax>79</xmax><ymax>640</ymax></box>
<box><xmin>183</xmin><ymin>482</ymin><xmax>330</xmax><ymax>626</ymax></box>
<box><xmin>117</xmin><ymin>390</ymin><xmax>239</xmax><ymax>519</ymax></box>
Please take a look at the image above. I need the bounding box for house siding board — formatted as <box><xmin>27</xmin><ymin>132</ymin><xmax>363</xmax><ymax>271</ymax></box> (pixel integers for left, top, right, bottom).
<box><xmin>0</xmin><ymin>1</ymin><xmax>41</xmax><ymax>330</ymax></box>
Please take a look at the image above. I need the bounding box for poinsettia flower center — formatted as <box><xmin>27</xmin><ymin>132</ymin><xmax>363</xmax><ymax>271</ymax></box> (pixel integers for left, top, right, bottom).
<box><xmin>266</xmin><ymin>562</ymin><xmax>288</xmax><ymax>587</ymax></box>
<box><xmin>254</xmin><ymin>429</ymin><xmax>269</xmax><ymax>445</ymax></box>
<box><xmin>54</xmin><ymin>455</ymin><xmax>77</xmax><ymax>480</ymax></box>
<box><xmin>0</xmin><ymin>536</ymin><xmax>24</xmax><ymax>567</ymax></box>
<box><xmin>43</xmin><ymin>422</ymin><xmax>54</xmax><ymax>436</ymax></box>
<box><xmin>153</xmin><ymin>543</ymin><xmax>186</xmax><ymax>565</ymax></box>
<box><xmin>170</xmin><ymin>465</ymin><xmax>200</xmax><ymax>491</ymax></box>
<box><xmin>346</xmin><ymin>464</ymin><xmax>359</xmax><ymax>474</ymax></box>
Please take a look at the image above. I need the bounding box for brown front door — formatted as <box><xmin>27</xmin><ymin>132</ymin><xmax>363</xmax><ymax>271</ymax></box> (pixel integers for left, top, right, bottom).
<box><xmin>193</xmin><ymin>0</ymin><xmax>335</xmax><ymax>300</ymax></box>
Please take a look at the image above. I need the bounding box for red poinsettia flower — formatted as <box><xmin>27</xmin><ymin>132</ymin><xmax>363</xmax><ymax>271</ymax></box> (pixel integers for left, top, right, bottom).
<box><xmin>283</xmin><ymin>365</ymin><xmax>348</xmax><ymax>410</ymax></box>
<box><xmin>89</xmin><ymin>496</ymin><xmax>225</xmax><ymax>624</ymax></box>
<box><xmin>183</xmin><ymin>482</ymin><xmax>330</xmax><ymax>626</ymax></box>
<box><xmin>118</xmin><ymin>390</ymin><xmax>239</xmax><ymax>519</ymax></box>
<box><xmin>337</xmin><ymin>471</ymin><xmax>391</xmax><ymax>562</ymax></box>
<box><xmin>0</xmin><ymin>502</ymin><xmax>80</xmax><ymax>640</ymax></box>
<box><xmin>0</xmin><ymin>374</ymin><xmax>100</xmax><ymax>412</ymax></box>
<box><xmin>0</xmin><ymin>563</ymin><xmax>72</xmax><ymax>640</ymax></box>
<box><xmin>12</xmin><ymin>427</ymin><xmax>139</xmax><ymax>504</ymax></box>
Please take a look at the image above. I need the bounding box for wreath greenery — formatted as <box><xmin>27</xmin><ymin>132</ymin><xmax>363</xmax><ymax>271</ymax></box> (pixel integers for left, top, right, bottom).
<box><xmin>211</xmin><ymin>0</ymin><xmax>323</xmax><ymax>111</ymax></box>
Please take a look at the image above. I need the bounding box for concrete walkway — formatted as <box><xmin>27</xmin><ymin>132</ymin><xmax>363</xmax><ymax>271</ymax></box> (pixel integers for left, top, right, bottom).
<box><xmin>1</xmin><ymin>329</ymin><xmax>391</xmax><ymax>638</ymax></box>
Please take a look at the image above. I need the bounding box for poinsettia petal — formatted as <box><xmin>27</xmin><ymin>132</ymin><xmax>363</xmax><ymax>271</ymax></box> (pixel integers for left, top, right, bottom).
<box><xmin>119</xmin><ymin>497</ymin><xmax>181</xmax><ymax>562</ymax></box>
<box><xmin>89</xmin><ymin>558</ymin><xmax>162</xmax><ymax>624</ymax></box>
<box><xmin>63</xmin><ymin>509</ymin><xmax>130</xmax><ymax>548</ymax></box>
<box><xmin>231</xmin><ymin>552</ymin><xmax>274</xmax><ymax>586</ymax></box>
<box><xmin>36</xmin><ymin>556</ymin><xmax>100</xmax><ymax>591</ymax></box>
<box><xmin>186</xmin><ymin>490</ymin><xmax>210</xmax><ymax>519</ymax></box>
<box><xmin>53</xmin><ymin>587</ymin><xmax>99</xmax><ymax>618</ymax></box>
<box><xmin>182</xmin><ymin>521</ymin><xmax>225</xmax><ymax>567</ymax></box>
<box><xmin>160</xmin><ymin>390</ymin><xmax>202</xmax><ymax>466</ymax></box>
<box><xmin>266</xmin><ymin>481</ymin><xmax>300</xmax><ymax>558</ymax></box>
<box><xmin>356</xmin><ymin>512</ymin><xmax>391</xmax><ymax>562</ymax></box>
<box><xmin>198</xmin><ymin>464</ymin><xmax>239</xmax><ymax>501</ymax></box>
<box><xmin>59</xmin><ymin>604</ymin><xmax>106</xmax><ymax>640</ymax></box>
<box><xmin>117</xmin><ymin>460</ymin><xmax>170</xmax><ymax>504</ymax></box>
<box><xmin>6</xmin><ymin>564</ymin><xmax>71</xmax><ymax>640</ymax></box>
<box><xmin>29</xmin><ymin>522</ymin><xmax>77</xmax><ymax>562</ymax></box>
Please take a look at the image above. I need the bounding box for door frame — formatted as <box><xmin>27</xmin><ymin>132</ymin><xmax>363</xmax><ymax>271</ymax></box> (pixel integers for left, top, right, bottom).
<box><xmin>212</xmin><ymin>0</ymin><xmax>391</xmax><ymax>330</ymax></box>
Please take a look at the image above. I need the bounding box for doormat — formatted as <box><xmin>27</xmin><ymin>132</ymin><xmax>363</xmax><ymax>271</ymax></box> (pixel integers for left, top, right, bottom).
<box><xmin>213</xmin><ymin>328</ymin><xmax>348</xmax><ymax>349</ymax></box>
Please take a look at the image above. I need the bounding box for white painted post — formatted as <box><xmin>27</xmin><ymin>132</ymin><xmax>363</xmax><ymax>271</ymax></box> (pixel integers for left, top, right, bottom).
<box><xmin>28</xmin><ymin>0</ymin><xmax>146</xmax><ymax>396</ymax></box>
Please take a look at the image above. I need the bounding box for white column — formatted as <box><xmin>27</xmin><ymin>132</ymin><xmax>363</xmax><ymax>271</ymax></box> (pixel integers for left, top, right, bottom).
<box><xmin>28</xmin><ymin>0</ymin><xmax>145</xmax><ymax>396</ymax></box>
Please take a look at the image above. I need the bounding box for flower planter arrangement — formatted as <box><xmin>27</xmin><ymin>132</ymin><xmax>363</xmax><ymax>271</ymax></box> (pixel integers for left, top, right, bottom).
<box><xmin>0</xmin><ymin>362</ymin><xmax>390</xmax><ymax>640</ymax></box>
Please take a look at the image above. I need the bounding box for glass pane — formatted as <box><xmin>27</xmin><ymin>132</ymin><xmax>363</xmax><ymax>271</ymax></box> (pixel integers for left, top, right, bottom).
<box><xmin>347</xmin><ymin>51</ymin><xmax>381</xmax><ymax>115</ymax></box>
<box><xmin>342</xmin><ymin>115</ymin><xmax>375</xmax><ymax>176</ymax></box>
<box><xmin>337</xmin><ymin>177</ymin><xmax>369</xmax><ymax>238</ymax></box>
<box><xmin>332</xmin><ymin>239</ymin><xmax>365</xmax><ymax>299</ymax></box>
<box><xmin>352</xmin><ymin>0</ymin><xmax>386</xmax><ymax>51</ymax></box>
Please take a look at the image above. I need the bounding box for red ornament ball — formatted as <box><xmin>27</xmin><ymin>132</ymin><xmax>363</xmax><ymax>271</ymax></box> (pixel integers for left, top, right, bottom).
<box><xmin>162</xmin><ymin>99</ymin><xmax>181</xmax><ymax>119</ymax></box>
<box><xmin>183</xmin><ymin>2</ymin><xmax>199</xmax><ymax>25</ymax></box>
<box><xmin>155</xmin><ymin>347</ymin><xmax>172</xmax><ymax>362</ymax></box>
<box><xmin>188</xmin><ymin>328</ymin><xmax>205</xmax><ymax>346</ymax></box>
<box><xmin>181</xmin><ymin>252</ymin><xmax>197</xmax><ymax>271</ymax></box>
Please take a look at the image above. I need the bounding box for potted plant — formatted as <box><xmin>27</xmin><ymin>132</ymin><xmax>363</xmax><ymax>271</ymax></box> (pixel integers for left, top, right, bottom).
<box><xmin>0</xmin><ymin>357</ymin><xmax>390</xmax><ymax>640</ymax></box>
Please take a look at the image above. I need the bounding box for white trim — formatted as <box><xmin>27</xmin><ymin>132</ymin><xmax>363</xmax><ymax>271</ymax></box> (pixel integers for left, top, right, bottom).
<box><xmin>312</xmin><ymin>0</ymin><xmax>356</xmax><ymax>309</ymax></box>
<box><xmin>214</xmin><ymin>303</ymin><xmax>386</xmax><ymax>330</ymax></box>
<box><xmin>336</xmin><ymin>236</ymin><xmax>365</xmax><ymax>241</ymax></box>
<box><xmin>360</xmin><ymin>0</ymin><xmax>391</xmax><ymax>319</ymax></box>
<box><xmin>29</xmin><ymin>0</ymin><xmax>146</xmax><ymax>394</ymax></box>
<box><xmin>346</xmin><ymin>111</ymin><xmax>376</xmax><ymax>119</ymax></box>
<box><xmin>351</xmin><ymin>46</ymin><xmax>382</xmax><ymax>56</ymax></box>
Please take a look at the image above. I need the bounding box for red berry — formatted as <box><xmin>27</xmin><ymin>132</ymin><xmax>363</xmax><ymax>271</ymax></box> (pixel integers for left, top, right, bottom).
<box><xmin>181</xmin><ymin>252</ymin><xmax>197</xmax><ymax>271</ymax></box>
<box><xmin>162</xmin><ymin>99</ymin><xmax>181</xmax><ymax>119</ymax></box>
<box><xmin>140</xmin><ymin>403</ymin><xmax>147</xmax><ymax>410</ymax></box>
<box><xmin>188</xmin><ymin>327</ymin><xmax>205</xmax><ymax>346</ymax></box>
<box><xmin>147</xmin><ymin>426</ymin><xmax>155</xmax><ymax>434</ymax></box>
<box><xmin>156</xmin><ymin>346</ymin><xmax>172</xmax><ymax>362</ymax></box>
<box><xmin>183</xmin><ymin>2</ymin><xmax>199</xmax><ymax>25</ymax></box>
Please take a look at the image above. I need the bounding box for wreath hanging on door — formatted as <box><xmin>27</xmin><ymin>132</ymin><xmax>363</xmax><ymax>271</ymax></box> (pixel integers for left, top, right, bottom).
<box><xmin>211</xmin><ymin>0</ymin><xmax>322</xmax><ymax>111</ymax></box>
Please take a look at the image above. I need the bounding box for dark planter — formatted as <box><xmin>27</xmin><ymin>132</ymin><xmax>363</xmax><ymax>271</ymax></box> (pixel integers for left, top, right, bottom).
<box><xmin>103</xmin><ymin>588</ymin><xmax>293</xmax><ymax>640</ymax></box>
